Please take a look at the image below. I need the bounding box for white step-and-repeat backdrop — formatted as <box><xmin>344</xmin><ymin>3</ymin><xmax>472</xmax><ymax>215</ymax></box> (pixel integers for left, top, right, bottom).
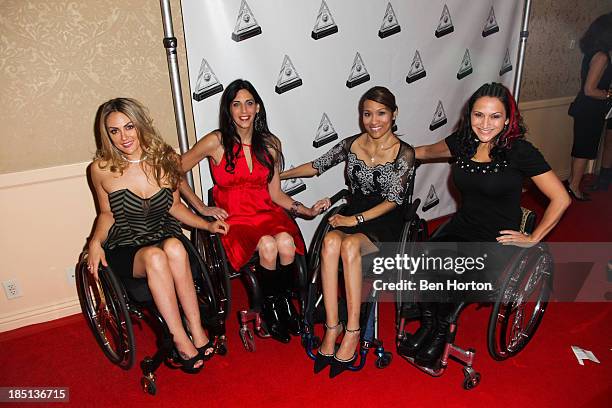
<box><xmin>180</xmin><ymin>0</ymin><xmax>522</xmax><ymax>243</ymax></box>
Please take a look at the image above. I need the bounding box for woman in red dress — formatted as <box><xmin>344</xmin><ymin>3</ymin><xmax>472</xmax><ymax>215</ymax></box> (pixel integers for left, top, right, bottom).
<box><xmin>181</xmin><ymin>79</ymin><xmax>327</xmax><ymax>343</ymax></box>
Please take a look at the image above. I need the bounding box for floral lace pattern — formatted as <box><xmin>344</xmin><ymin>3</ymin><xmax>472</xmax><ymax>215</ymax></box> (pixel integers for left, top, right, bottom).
<box><xmin>313</xmin><ymin>135</ymin><xmax>415</xmax><ymax>205</ymax></box>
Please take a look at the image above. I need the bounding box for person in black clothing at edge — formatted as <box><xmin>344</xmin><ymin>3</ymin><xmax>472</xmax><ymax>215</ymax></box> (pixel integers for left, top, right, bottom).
<box><xmin>397</xmin><ymin>83</ymin><xmax>571</xmax><ymax>368</ymax></box>
<box><xmin>567</xmin><ymin>12</ymin><xmax>612</xmax><ymax>199</ymax></box>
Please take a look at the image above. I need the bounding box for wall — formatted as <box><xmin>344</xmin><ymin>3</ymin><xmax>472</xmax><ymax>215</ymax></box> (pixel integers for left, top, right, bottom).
<box><xmin>520</xmin><ymin>0</ymin><xmax>612</xmax><ymax>102</ymax></box>
<box><xmin>0</xmin><ymin>0</ymin><xmax>195</xmax><ymax>173</ymax></box>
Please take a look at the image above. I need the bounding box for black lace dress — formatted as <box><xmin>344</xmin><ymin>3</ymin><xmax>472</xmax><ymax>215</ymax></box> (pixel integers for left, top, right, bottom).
<box><xmin>312</xmin><ymin>134</ymin><xmax>415</xmax><ymax>245</ymax></box>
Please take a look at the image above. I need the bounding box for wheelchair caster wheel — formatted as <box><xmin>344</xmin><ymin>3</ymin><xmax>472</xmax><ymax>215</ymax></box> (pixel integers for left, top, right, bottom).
<box><xmin>141</xmin><ymin>375</ymin><xmax>157</xmax><ymax>395</ymax></box>
<box><xmin>239</xmin><ymin>327</ymin><xmax>256</xmax><ymax>352</ymax></box>
<box><xmin>216</xmin><ymin>343</ymin><xmax>228</xmax><ymax>356</ymax></box>
<box><xmin>462</xmin><ymin>368</ymin><xmax>481</xmax><ymax>390</ymax></box>
<box><xmin>375</xmin><ymin>352</ymin><xmax>392</xmax><ymax>369</ymax></box>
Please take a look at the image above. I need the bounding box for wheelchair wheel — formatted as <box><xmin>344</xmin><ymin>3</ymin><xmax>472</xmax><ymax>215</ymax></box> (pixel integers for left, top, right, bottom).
<box><xmin>462</xmin><ymin>367</ymin><xmax>481</xmax><ymax>390</ymax></box>
<box><xmin>140</xmin><ymin>374</ymin><xmax>156</xmax><ymax>395</ymax></box>
<box><xmin>76</xmin><ymin>259</ymin><xmax>135</xmax><ymax>369</ymax></box>
<box><xmin>239</xmin><ymin>327</ymin><xmax>256</xmax><ymax>352</ymax></box>
<box><xmin>191</xmin><ymin>229</ymin><xmax>231</xmax><ymax>317</ymax></box>
<box><xmin>307</xmin><ymin>204</ymin><xmax>346</xmax><ymax>274</ymax></box>
<box><xmin>375</xmin><ymin>351</ymin><xmax>392</xmax><ymax>369</ymax></box>
<box><xmin>488</xmin><ymin>244</ymin><xmax>553</xmax><ymax>360</ymax></box>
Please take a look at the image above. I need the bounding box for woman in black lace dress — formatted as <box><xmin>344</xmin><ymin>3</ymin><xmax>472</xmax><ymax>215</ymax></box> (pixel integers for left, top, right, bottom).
<box><xmin>281</xmin><ymin>87</ymin><xmax>415</xmax><ymax>377</ymax></box>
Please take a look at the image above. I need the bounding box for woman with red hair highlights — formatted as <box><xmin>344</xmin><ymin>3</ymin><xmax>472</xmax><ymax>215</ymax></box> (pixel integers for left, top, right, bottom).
<box><xmin>397</xmin><ymin>83</ymin><xmax>570</xmax><ymax>368</ymax></box>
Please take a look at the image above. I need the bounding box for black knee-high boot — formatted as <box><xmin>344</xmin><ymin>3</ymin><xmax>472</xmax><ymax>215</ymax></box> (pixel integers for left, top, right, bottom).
<box><xmin>414</xmin><ymin>303</ymin><xmax>454</xmax><ymax>368</ymax></box>
<box><xmin>398</xmin><ymin>303</ymin><xmax>437</xmax><ymax>358</ymax></box>
<box><xmin>257</xmin><ymin>265</ymin><xmax>290</xmax><ymax>343</ymax></box>
<box><xmin>276</xmin><ymin>263</ymin><xmax>302</xmax><ymax>336</ymax></box>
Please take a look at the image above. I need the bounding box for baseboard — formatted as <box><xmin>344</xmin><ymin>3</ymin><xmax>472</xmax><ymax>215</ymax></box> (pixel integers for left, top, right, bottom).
<box><xmin>0</xmin><ymin>297</ymin><xmax>81</xmax><ymax>333</ymax></box>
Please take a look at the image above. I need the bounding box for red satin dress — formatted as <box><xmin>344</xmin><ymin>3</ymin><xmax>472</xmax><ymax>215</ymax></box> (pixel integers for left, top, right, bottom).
<box><xmin>211</xmin><ymin>144</ymin><xmax>305</xmax><ymax>271</ymax></box>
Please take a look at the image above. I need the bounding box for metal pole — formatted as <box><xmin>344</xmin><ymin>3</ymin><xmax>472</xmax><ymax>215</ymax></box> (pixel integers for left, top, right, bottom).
<box><xmin>159</xmin><ymin>0</ymin><xmax>194</xmax><ymax>190</ymax></box>
<box><xmin>513</xmin><ymin>0</ymin><xmax>532</xmax><ymax>103</ymax></box>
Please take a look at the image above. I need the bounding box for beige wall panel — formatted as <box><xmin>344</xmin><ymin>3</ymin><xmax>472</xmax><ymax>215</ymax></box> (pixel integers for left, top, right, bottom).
<box><xmin>0</xmin><ymin>0</ymin><xmax>195</xmax><ymax>174</ymax></box>
<box><xmin>0</xmin><ymin>163</ymin><xmax>93</xmax><ymax>331</ymax></box>
<box><xmin>520</xmin><ymin>97</ymin><xmax>575</xmax><ymax>180</ymax></box>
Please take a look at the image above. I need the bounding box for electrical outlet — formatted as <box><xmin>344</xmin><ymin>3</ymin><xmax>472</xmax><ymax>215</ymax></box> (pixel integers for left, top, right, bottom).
<box><xmin>2</xmin><ymin>279</ymin><xmax>22</xmax><ymax>299</ymax></box>
<box><xmin>66</xmin><ymin>266</ymin><xmax>76</xmax><ymax>284</ymax></box>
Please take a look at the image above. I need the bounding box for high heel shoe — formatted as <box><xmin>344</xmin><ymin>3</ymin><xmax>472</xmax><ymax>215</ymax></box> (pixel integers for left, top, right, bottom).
<box><xmin>314</xmin><ymin>322</ymin><xmax>342</xmax><ymax>374</ymax></box>
<box><xmin>197</xmin><ymin>340</ymin><xmax>215</xmax><ymax>362</ymax></box>
<box><xmin>171</xmin><ymin>349</ymin><xmax>204</xmax><ymax>374</ymax></box>
<box><xmin>563</xmin><ymin>180</ymin><xmax>590</xmax><ymax>201</ymax></box>
<box><xmin>329</xmin><ymin>327</ymin><xmax>360</xmax><ymax>378</ymax></box>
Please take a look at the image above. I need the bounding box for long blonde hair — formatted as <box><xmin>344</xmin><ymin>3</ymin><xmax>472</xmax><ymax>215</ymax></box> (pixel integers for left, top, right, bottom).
<box><xmin>95</xmin><ymin>98</ymin><xmax>181</xmax><ymax>189</ymax></box>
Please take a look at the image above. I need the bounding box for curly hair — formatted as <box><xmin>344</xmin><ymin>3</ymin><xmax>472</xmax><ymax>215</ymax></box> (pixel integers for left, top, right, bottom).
<box><xmin>579</xmin><ymin>12</ymin><xmax>612</xmax><ymax>56</ymax></box>
<box><xmin>218</xmin><ymin>79</ymin><xmax>283</xmax><ymax>182</ymax></box>
<box><xmin>454</xmin><ymin>82</ymin><xmax>526</xmax><ymax>161</ymax></box>
<box><xmin>95</xmin><ymin>98</ymin><xmax>181</xmax><ymax>190</ymax></box>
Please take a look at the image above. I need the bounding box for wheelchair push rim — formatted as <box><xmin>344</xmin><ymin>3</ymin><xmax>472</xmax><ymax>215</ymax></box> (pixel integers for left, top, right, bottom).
<box><xmin>76</xmin><ymin>258</ymin><xmax>135</xmax><ymax>369</ymax></box>
<box><xmin>488</xmin><ymin>244</ymin><xmax>553</xmax><ymax>360</ymax></box>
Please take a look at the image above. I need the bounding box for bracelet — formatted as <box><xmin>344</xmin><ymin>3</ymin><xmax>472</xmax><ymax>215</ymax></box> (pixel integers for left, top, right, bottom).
<box><xmin>355</xmin><ymin>214</ymin><xmax>365</xmax><ymax>224</ymax></box>
<box><xmin>606</xmin><ymin>89</ymin><xmax>612</xmax><ymax>100</ymax></box>
<box><xmin>290</xmin><ymin>201</ymin><xmax>303</xmax><ymax>216</ymax></box>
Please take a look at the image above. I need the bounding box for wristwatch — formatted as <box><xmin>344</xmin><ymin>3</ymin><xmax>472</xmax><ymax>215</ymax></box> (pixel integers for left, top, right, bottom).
<box><xmin>355</xmin><ymin>214</ymin><xmax>365</xmax><ymax>224</ymax></box>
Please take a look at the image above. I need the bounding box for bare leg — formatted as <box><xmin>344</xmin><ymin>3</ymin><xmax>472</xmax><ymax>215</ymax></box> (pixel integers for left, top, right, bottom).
<box><xmin>161</xmin><ymin>238</ymin><xmax>211</xmax><ymax>355</ymax></box>
<box><xmin>319</xmin><ymin>231</ymin><xmax>344</xmax><ymax>355</ymax></box>
<box><xmin>274</xmin><ymin>232</ymin><xmax>296</xmax><ymax>266</ymax></box>
<box><xmin>569</xmin><ymin>156</ymin><xmax>588</xmax><ymax>197</ymax></box>
<box><xmin>257</xmin><ymin>235</ymin><xmax>278</xmax><ymax>269</ymax></box>
<box><xmin>335</xmin><ymin>234</ymin><xmax>378</xmax><ymax>361</ymax></box>
<box><xmin>133</xmin><ymin>246</ymin><xmax>202</xmax><ymax>367</ymax></box>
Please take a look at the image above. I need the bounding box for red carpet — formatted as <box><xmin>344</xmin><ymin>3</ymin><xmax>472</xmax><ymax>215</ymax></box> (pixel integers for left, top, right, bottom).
<box><xmin>1</xmin><ymin>185</ymin><xmax>610</xmax><ymax>407</ymax></box>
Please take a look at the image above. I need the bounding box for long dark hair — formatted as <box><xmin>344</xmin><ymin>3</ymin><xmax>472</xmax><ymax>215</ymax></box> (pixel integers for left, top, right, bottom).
<box><xmin>455</xmin><ymin>82</ymin><xmax>526</xmax><ymax>161</ymax></box>
<box><xmin>579</xmin><ymin>12</ymin><xmax>612</xmax><ymax>56</ymax></box>
<box><xmin>218</xmin><ymin>79</ymin><xmax>283</xmax><ymax>181</ymax></box>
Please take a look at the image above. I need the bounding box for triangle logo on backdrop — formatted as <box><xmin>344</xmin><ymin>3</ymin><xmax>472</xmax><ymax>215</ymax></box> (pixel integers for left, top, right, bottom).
<box><xmin>312</xmin><ymin>0</ymin><xmax>338</xmax><ymax>40</ymax></box>
<box><xmin>378</xmin><ymin>2</ymin><xmax>401</xmax><ymax>39</ymax></box>
<box><xmin>281</xmin><ymin>166</ymin><xmax>307</xmax><ymax>196</ymax></box>
<box><xmin>500</xmin><ymin>48</ymin><xmax>513</xmax><ymax>75</ymax></box>
<box><xmin>435</xmin><ymin>4</ymin><xmax>454</xmax><ymax>38</ymax></box>
<box><xmin>275</xmin><ymin>55</ymin><xmax>303</xmax><ymax>94</ymax></box>
<box><xmin>346</xmin><ymin>52</ymin><xmax>371</xmax><ymax>88</ymax></box>
<box><xmin>232</xmin><ymin>0</ymin><xmax>262</xmax><ymax>42</ymax></box>
<box><xmin>429</xmin><ymin>100</ymin><xmax>447</xmax><ymax>131</ymax></box>
<box><xmin>313</xmin><ymin>113</ymin><xmax>338</xmax><ymax>148</ymax></box>
<box><xmin>422</xmin><ymin>185</ymin><xmax>440</xmax><ymax>212</ymax></box>
<box><xmin>406</xmin><ymin>50</ymin><xmax>426</xmax><ymax>83</ymax></box>
<box><xmin>457</xmin><ymin>49</ymin><xmax>473</xmax><ymax>80</ymax></box>
<box><xmin>192</xmin><ymin>58</ymin><xmax>223</xmax><ymax>101</ymax></box>
<box><xmin>482</xmin><ymin>6</ymin><xmax>500</xmax><ymax>37</ymax></box>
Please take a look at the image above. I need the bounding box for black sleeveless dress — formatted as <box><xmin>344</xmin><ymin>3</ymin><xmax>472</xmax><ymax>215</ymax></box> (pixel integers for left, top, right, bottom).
<box><xmin>103</xmin><ymin>188</ymin><xmax>183</xmax><ymax>279</ymax></box>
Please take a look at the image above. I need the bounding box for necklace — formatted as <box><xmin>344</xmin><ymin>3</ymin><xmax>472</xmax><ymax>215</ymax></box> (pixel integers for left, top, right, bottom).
<box><xmin>121</xmin><ymin>155</ymin><xmax>146</xmax><ymax>164</ymax></box>
<box><xmin>368</xmin><ymin>142</ymin><xmax>389</xmax><ymax>163</ymax></box>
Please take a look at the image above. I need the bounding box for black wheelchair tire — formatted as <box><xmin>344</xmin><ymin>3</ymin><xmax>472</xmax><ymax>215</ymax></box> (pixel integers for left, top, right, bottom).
<box><xmin>487</xmin><ymin>244</ymin><xmax>553</xmax><ymax>360</ymax></box>
<box><xmin>76</xmin><ymin>260</ymin><xmax>135</xmax><ymax>369</ymax></box>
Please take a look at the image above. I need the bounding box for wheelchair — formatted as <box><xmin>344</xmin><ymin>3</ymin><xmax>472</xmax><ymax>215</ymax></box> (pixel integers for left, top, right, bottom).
<box><xmin>189</xmin><ymin>188</ymin><xmax>309</xmax><ymax>352</ymax></box>
<box><xmin>396</xmin><ymin>208</ymin><xmax>554</xmax><ymax>389</ymax></box>
<box><xmin>301</xmin><ymin>164</ymin><xmax>427</xmax><ymax>371</ymax></box>
<box><xmin>75</xmin><ymin>234</ymin><xmax>222</xmax><ymax>395</ymax></box>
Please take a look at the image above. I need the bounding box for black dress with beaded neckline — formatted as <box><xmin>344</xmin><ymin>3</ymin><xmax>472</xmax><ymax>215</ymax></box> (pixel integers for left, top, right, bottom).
<box><xmin>439</xmin><ymin>133</ymin><xmax>551</xmax><ymax>242</ymax></box>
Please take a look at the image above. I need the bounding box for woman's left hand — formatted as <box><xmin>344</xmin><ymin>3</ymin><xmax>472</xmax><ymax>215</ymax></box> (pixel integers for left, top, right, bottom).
<box><xmin>328</xmin><ymin>214</ymin><xmax>357</xmax><ymax>228</ymax></box>
<box><xmin>497</xmin><ymin>230</ymin><xmax>537</xmax><ymax>247</ymax></box>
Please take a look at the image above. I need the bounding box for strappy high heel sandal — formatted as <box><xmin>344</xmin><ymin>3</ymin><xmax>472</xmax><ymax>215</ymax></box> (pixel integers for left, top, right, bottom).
<box><xmin>171</xmin><ymin>349</ymin><xmax>204</xmax><ymax>374</ymax></box>
<box><xmin>314</xmin><ymin>322</ymin><xmax>343</xmax><ymax>374</ymax></box>
<box><xmin>197</xmin><ymin>340</ymin><xmax>215</xmax><ymax>362</ymax></box>
<box><xmin>329</xmin><ymin>327</ymin><xmax>360</xmax><ymax>379</ymax></box>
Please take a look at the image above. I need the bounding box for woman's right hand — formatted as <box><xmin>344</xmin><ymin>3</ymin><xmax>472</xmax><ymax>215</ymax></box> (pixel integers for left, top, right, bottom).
<box><xmin>199</xmin><ymin>205</ymin><xmax>228</xmax><ymax>220</ymax></box>
<box><xmin>208</xmin><ymin>220</ymin><xmax>230</xmax><ymax>235</ymax></box>
<box><xmin>87</xmin><ymin>241</ymin><xmax>107</xmax><ymax>281</ymax></box>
